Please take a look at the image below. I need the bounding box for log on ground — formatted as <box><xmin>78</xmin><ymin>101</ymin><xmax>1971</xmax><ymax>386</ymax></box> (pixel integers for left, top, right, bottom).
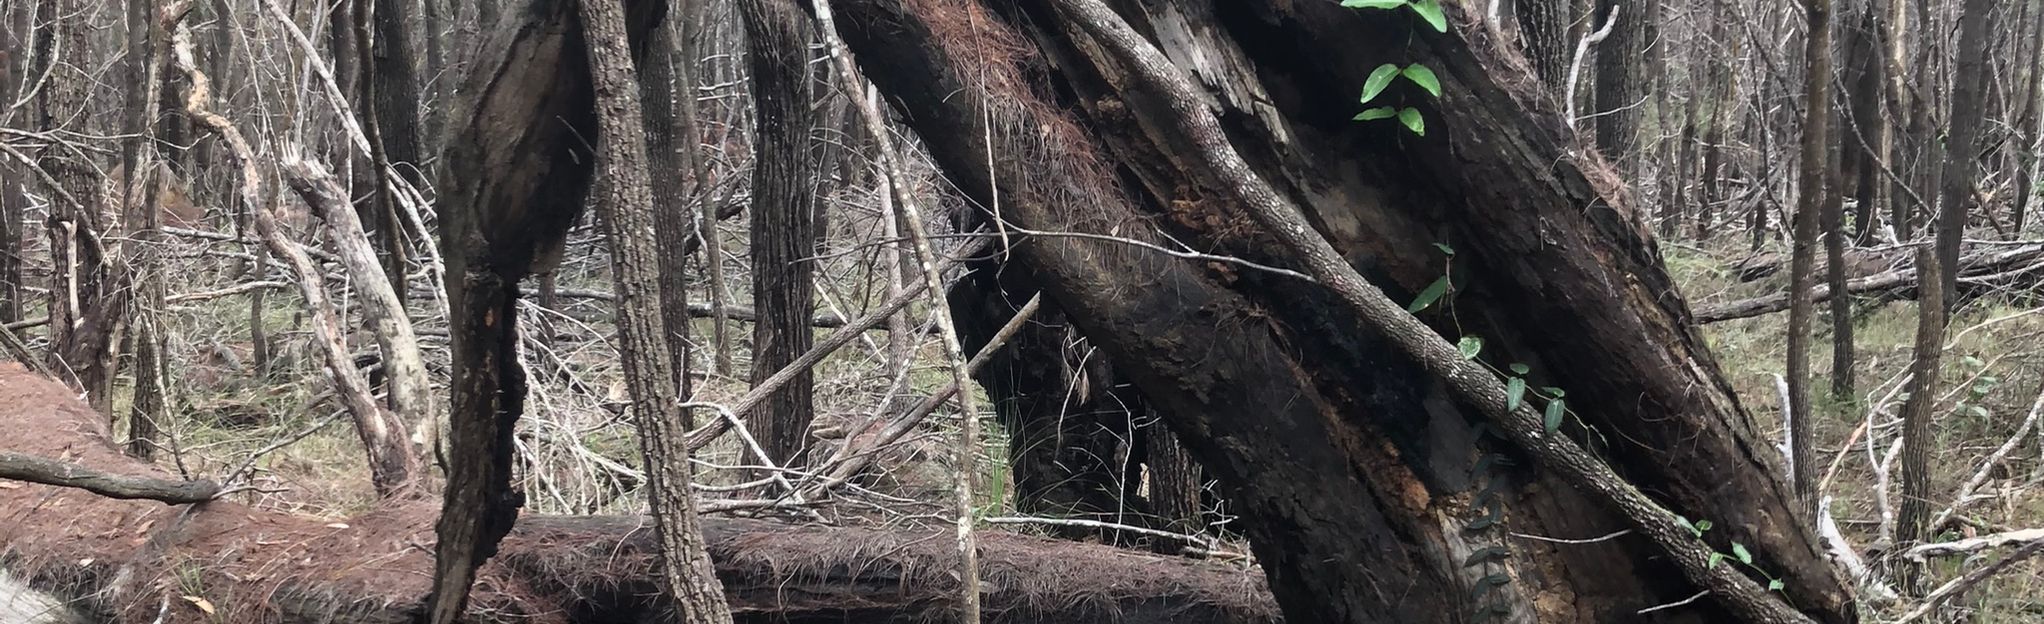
<box><xmin>0</xmin><ymin>363</ymin><xmax>1275</xmax><ymax>624</ymax></box>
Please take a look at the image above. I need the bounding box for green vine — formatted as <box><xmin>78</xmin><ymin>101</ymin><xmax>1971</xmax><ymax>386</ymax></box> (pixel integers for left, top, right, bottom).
<box><xmin>1341</xmin><ymin>0</ymin><xmax>1449</xmax><ymax>135</ymax></box>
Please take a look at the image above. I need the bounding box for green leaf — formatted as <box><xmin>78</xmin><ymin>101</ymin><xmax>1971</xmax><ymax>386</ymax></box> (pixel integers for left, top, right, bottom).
<box><xmin>1962</xmin><ymin>355</ymin><xmax>1985</xmax><ymax>368</ymax></box>
<box><xmin>1694</xmin><ymin>519</ymin><xmax>1713</xmax><ymax>533</ymax></box>
<box><xmin>1675</xmin><ymin>515</ymin><xmax>1699</xmax><ymax>537</ymax></box>
<box><xmin>1402</xmin><ymin>64</ymin><xmax>1442</xmax><ymax>97</ymax></box>
<box><xmin>1708</xmin><ymin>552</ymin><xmax>1725</xmax><ymax>569</ymax></box>
<box><xmin>1410</xmin><ymin>0</ymin><xmax>1448</xmax><ymax>32</ymax></box>
<box><xmin>1433</xmin><ymin>242</ymin><xmax>1455</xmax><ymax>255</ymax></box>
<box><xmin>1543</xmin><ymin>398</ymin><xmax>1566</xmax><ymax>434</ymax></box>
<box><xmin>1966</xmin><ymin>404</ymin><xmax>1989</xmax><ymax>418</ymax></box>
<box><xmin>1353</xmin><ymin>106</ymin><xmax>1399</xmax><ymax>121</ymax></box>
<box><xmin>1408</xmin><ymin>275</ymin><xmax>1451</xmax><ymax>312</ymax></box>
<box><xmin>1732</xmin><ymin>542</ymin><xmax>1753</xmax><ymax>565</ymax></box>
<box><xmin>1458</xmin><ymin>335</ymin><xmax>1484</xmax><ymax>360</ymax></box>
<box><xmin>1506</xmin><ymin>377</ymin><xmax>1527</xmax><ymax>411</ymax></box>
<box><xmin>1340</xmin><ymin>0</ymin><xmax>1409</xmax><ymax>8</ymax></box>
<box><xmin>1542</xmin><ymin>386</ymin><xmax>1566</xmax><ymax>398</ymax></box>
<box><xmin>1360</xmin><ymin>64</ymin><xmax>1401</xmax><ymax>104</ymax></box>
<box><xmin>1509</xmin><ymin>363</ymin><xmax>1531</xmax><ymax>375</ymax></box>
<box><xmin>1767</xmin><ymin>579</ymin><xmax>1785</xmax><ymax>592</ymax></box>
<box><xmin>1398</xmin><ymin>107</ymin><xmax>1426</xmax><ymax>135</ymax></box>
<box><xmin>1463</xmin><ymin>546</ymin><xmax>1510</xmax><ymax>566</ymax></box>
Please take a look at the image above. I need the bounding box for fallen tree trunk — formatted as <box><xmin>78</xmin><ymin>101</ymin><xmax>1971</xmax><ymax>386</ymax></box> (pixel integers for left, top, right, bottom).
<box><xmin>0</xmin><ymin>451</ymin><xmax>217</xmax><ymax>504</ymax></box>
<box><xmin>1695</xmin><ymin>244</ymin><xmax>2044</xmax><ymax>323</ymax></box>
<box><xmin>0</xmin><ymin>362</ymin><xmax>1276</xmax><ymax>624</ymax></box>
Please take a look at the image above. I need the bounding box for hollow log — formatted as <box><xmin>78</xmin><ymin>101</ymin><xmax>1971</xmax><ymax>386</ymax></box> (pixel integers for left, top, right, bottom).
<box><xmin>831</xmin><ymin>0</ymin><xmax>1854</xmax><ymax>621</ymax></box>
<box><xmin>0</xmin><ymin>362</ymin><xmax>1276</xmax><ymax>624</ymax></box>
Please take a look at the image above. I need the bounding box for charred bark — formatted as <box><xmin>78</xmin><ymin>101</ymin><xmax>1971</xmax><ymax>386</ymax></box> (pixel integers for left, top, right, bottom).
<box><xmin>425</xmin><ymin>0</ymin><xmax>666</xmax><ymax>619</ymax></box>
<box><xmin>832</xmin><ymin>0</ymin><xmax>1854</xmax><ymax>621</ymax></box>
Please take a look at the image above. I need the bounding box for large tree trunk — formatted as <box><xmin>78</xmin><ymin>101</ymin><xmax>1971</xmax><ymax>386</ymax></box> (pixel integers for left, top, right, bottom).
<box><xmin>832</xmin><ymin>1</ymin><xmax>1854</xmax><ymax>622</ymax></box>
<box><xmin>739</xmin><ymin>0</ymin><xmax>821</xmax><ymax>467</ymax></box>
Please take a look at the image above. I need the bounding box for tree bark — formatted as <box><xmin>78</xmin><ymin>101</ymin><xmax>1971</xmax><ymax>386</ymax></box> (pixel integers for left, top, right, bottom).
<box><xmin>423</xmin><ymin>0</ymin><xmax>664</xmax><ymax>619</ymax></box>
<box><xmin>738</xmin><ymin>0</ymin><xmax>820</xmax><ymax>467</ymax></box>
<box><xmin>830</xmin><ymin>0</ymin><xmax>1855</xmax><ymax>621</ymax></box>
<box><xmin>1590</xmin><ymin>0</ymin><xmax>1652</xmax><ymax>172</ymax></box>
<box><xmin>642</xmin><ymin>10</ymin><xmax>694</xmax><ymax>396</ymax></box>
<box><xmin>1785</xmin><ymin>0</ymin><xmax>1834</xmax><ymax>511</ymax></box>
<box><xmin>123</xmin><ymin>0</ymin><xmax>171</xmax><ymax>461</ymax></box>
<box><xmin>579</xmin><ymin>0</ymin><xmax>737</xmax><ymax>620</ymax></box>
<box><xmin>37</xmin><ymin>0</ymin><xmax>121</xmax><ymax>415</ymax></box>
<box><xmin>1894</xmin><ymin>247</ymin><xmax>1945</xmax><ymax>591</ymax></box>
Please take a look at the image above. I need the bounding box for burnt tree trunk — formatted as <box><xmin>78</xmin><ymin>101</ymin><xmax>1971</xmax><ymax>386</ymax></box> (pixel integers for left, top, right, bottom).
<box><xmin>950</xmin><ymin>269</ymin><xmax>1160</xmax><ymax>543</ymax></box>
<box><xmin>833</xmin><ymin>1</ymin><xmax>1854</xmax><ymax>622</ymax></box>
<box><xmin>424</xmin><ymin>0</ymin><xmax>665</xmax><ymax>619</ymax></box>
<box><xmin>738</xmin><ymin>0</ymin><xmax>821</xmax><ymax>467</ymax></box>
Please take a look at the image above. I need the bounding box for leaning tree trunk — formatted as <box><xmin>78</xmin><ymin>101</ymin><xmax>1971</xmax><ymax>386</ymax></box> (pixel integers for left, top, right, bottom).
<box><xmin>738</xmin><ymin>0</ymin><xmax>821</xmax><ymax>467</ymax></box>
<box><xmin>833</xmin><ymin>1</ymin><xmax>1854</xmax><ymax>622</ymax></box>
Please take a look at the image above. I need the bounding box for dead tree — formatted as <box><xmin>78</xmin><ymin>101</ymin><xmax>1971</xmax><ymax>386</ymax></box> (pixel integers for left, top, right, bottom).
<box><xmin>424</xmin><ymin>0</ymin><xmax>667</xmax><ymax>620</ymax></box>
<box><xmin>829</xmin><ymin>0</ymin><xmax>1855</xmax><ymax>621</ymax></box>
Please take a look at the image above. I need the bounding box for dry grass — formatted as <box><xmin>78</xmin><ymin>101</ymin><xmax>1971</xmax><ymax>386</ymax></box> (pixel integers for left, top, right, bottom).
<box><xmin>1670</xmin><ymin>238</ymin><xmax>2044</xmax><ymax>621</ymax></box>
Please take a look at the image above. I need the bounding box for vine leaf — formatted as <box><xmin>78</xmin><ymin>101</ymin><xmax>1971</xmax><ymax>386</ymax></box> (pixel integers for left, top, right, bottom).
<box><xmin>1340</xmin><ymin>0</ymin><xmax>1409</xmax><ymax>8</ymax></box>
<box><xmin>1398</xmin><ymin>107</ymin><xmax>1426</xmax><ymax>135</ymax></box>
<box><xmin>1506</xmin><ymin>377</ymin><xmax>1527</xmax><ymax>410</ymax></box>
<box><xmin>1354</xmin><ymin>106</ymin><xmax>1399</xmax><ymax>121</ymax></box>
<box><xmin>1361</xmin><ymin>63</ymin><xmax>1401</xmax><ymax>104</ymax></box>
<box><xmin>1542</xmin><ymin>398</ymin><xmax>1566</xmax><ymax>434</ymax></box>
<box><xmin>1402</xmin><ymin>64</ymin><xmax>1442</xmax><ymax>97</ymax></box>
<box><xmin>1732</xmin><ymin>542</ymin><xmax>1753</xmax><ymax>565</ymax></box>
<box><xmin>1458</xmin><ymin>335</ymin><xmax>1484</xmax><ymax>360</ymax></box>
<box><xmin>1408</xmin><ymin>275</ymin><xmax>1451</xmax><ymax>312</ymax></box>
<box><xmin>1463</xmin><ymin>546</ymin><xmax>1511</xmax><ymax>566</ymax></box>
<box><xmin>1768</xmin><ymin>579</ymin><xmax>1785</xmax><ymax>591</ymax></box>
<box><xmin>1410</xmin><ymin>0</ymin><xmax>1448</xmax><ymax>32</ymax></box>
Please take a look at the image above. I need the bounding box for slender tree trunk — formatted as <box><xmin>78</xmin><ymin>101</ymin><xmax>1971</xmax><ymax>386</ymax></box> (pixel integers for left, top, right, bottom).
<box><xmin>1515</xmin><ymin>0</ymin><xmax>1574</xmax><ymax>99</ymax></box>
<box><xmin>641</xmin><ymin>10</ymin><xmax>692</xmax><ymax>391</ymax></box>
<box><xmin>0</xmin><ymin>13</ymin><xmax>23</xmax><ymax>326</ymax></box>
<box><xmin>1894</xmin><ymin>247</ymin><xmax>1945</xmax><ymax>593</ymax></box>
<box><xmin>124</xmin><ymin>0</ymin><xmax>170</xmax><ymax>460</ymax></box>
<box><xmin>371</xmin><ymin>0</ymin><xmax>423</xmax><ymax>293</ymax></box>
<box><xmin>1785</xmin><ymin>0</ymin><xmax>1834</xmax><ymax>512</ymax></box>
<box><xmin>2012</xmin><ymin>0</ymin><xmax>2044</xmax><ymax>234</ymax></box>
<box><xmin>738</xmin><ymin>0</ymin><xmax>820</xmax><ymax>466</ymax></box>
<box><xmin>1824</xmin><ymin>146</ymin><xmax>1854</xmax><ymax>399</ymax></box>
<box><xmin>578</xmin><ymin>0</ymin><xmax>736</xmax><ymax>620</ymax></box>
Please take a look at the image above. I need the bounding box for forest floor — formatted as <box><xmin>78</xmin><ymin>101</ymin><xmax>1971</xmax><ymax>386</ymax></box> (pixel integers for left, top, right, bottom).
<box><xmin>59</xmin><ymin>226</ymin><xmax>2044</xmax><ymax>621</ymax></box>
<box><xmin>1671</xmin><ymin>238</ymin><xmax>2044</xmax><ymax>620</ymax></box>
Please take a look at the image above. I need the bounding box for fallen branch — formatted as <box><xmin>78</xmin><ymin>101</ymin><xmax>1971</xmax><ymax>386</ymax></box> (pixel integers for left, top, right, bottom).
<box><xmin>552</xmin><ymin>288</ymin><xmax>893</xmax><ymax>329</ymax></box>
<box><xmin>1905</xmin><ymin>527</ymin><xmax>2044</xmax><ymax>560</ymax></box>
<box><xmin>0</xmin><ymin>451</ymin><xmax>219</xmax><ymax>503</ymax></box>
<box><xmin>1696</xmin><ymin>245</ymin><xmax>2044</xmax><ymax>323</ymax></box>
<box><xmin>1894</xmin><ymin>540</ymin><xmax>2044</xmax><ymax>623</ymax></box>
